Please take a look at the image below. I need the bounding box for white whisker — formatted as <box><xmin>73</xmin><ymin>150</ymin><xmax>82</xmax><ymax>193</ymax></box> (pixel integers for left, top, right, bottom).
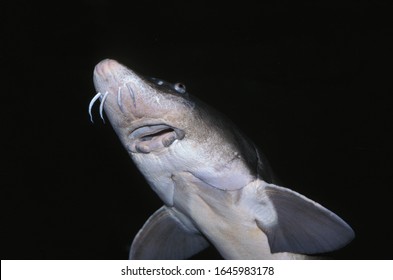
<box><xmin>117</xmin><ymin>86</ymin><xmax>124</xmax><ymax>112</ymax></box>
<box><xmin>88</xmin><ymin>92</ymin><xmax>102</xmax><ymax>123</ymax></box>
<box><xmin>126</xmin><ymin>83</ymin><xmax>136</xmax><ymax>108</ymax></box>
<box><xmin>99</xmin><ymin>91</ymin><xmax>109</xmax><ymax>123</ymax></box>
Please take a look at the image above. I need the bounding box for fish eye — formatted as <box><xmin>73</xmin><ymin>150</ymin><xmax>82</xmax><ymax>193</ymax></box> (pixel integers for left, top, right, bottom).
<box><xmin>174</xmin><ymin>82</ymin><xmax>186</xmax><ymax>94</ymax></box>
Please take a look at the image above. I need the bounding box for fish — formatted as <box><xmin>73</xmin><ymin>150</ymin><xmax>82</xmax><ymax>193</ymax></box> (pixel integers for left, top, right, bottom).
<box><xmin>89</xmin><ymin>59</ymin><xmax>355</xmax><ymax>259</ymax></box>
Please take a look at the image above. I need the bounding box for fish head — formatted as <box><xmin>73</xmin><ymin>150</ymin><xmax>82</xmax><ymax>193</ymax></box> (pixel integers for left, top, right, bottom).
<box><xmin>91</xmin><ymin>59</ymin><xmax>256</xmax><ymax>205</ymax></box>
<box><xmin>93</xmin><ymin>59</ymin><xmax>192</xmax><ymax>152</ymax></box>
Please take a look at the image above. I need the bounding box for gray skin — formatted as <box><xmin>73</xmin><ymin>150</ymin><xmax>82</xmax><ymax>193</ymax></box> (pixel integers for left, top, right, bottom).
<box><xmin>90</xmin><ymin>59</ymin><xmax>354</xmax><ymax>260</ymax></box>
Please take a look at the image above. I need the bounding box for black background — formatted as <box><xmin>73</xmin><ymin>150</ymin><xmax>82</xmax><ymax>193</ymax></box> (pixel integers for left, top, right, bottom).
<box><xmin>2</xmin><ymin>0</ymin><xmax>392</xmax><ymax>259</ymax></box>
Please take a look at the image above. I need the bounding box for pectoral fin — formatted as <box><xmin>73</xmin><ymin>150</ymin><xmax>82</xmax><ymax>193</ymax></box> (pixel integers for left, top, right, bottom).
<box><xmin>254</xmin><ymin>182</ymin><xmax>355</xmax><ymax>254</ymax></box>
<box><xmin>129</xmin><ymin>206</ymin><xmax>209</xmax><ymax>259</ymax></box>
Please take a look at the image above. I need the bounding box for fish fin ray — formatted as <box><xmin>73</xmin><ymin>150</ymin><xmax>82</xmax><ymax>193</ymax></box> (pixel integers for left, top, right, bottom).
<box><xmin>255</xmin><ymin>182</ymin><xmax>355</xmax><ymax>254</ymax></box>
<box><xmin>129</xmin><ymin>206</ymin><xmax>209</xmax><ymax>259</ymax></box>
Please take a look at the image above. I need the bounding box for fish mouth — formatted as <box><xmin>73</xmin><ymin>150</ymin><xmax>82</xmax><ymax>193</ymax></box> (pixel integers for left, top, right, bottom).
<box><xmin>129</xmin><ymin>124</ymin><xmax>185</xmax><ymax>154</ymax></box>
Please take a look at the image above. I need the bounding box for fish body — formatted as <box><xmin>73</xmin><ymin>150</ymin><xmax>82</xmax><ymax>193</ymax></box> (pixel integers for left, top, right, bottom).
<box><xmin>90</xmin><ymin>59</ymin><xmax>354</xmax><ymax>259</ymax></box>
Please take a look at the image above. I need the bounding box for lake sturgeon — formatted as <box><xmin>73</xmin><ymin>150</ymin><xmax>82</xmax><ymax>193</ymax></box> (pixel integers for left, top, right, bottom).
<box><xmin>89</xmin><ymin>59</ymin><xmax>354</xmax><ymax>259</ymax></box>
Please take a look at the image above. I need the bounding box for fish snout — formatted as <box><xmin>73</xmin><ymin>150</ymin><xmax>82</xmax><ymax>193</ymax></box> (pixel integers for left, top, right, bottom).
<box><xmin>91</xmin><ymin>59</ymin><xmax>137</xmax><ymax>123</ymax></box>
<box><xmin>94</xmin><ymin>59</ymin><xmax>123</xmax><ymax>78</ymax></box>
